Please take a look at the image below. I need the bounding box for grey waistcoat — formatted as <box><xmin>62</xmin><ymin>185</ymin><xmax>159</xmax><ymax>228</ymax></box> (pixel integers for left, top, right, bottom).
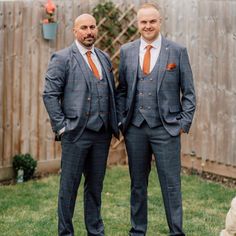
<box><xmin>86</xmin><ymin>69</ymin><xmax>110</xmax><ymax>132</ymax></box>
<box><xmin>131</xmin><ymin>60</ymin><xmax>162</xmax><ymax>128</ymax></box>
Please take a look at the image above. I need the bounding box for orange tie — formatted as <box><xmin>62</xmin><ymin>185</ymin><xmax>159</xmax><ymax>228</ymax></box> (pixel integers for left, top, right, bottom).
<box><xmin>86</xmin><ymin>51</ymin><xmax>100</xmax><ymax>79</ymax></box>
<box><xmin>143</xmin><ymin>45</ymin><xmax>153</xmax><ymax>75</ymax></box>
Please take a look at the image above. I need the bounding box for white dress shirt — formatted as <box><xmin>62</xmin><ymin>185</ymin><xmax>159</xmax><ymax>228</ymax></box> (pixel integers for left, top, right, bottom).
<box><xmin>75</xmin><ymin>40</ymin><xmax>103</xmax><ymax>79</ymax></box>
<box><xmin>139</xmin><ymin>34</ymin><xmax>162</xmax><ymax>73</ymax></box>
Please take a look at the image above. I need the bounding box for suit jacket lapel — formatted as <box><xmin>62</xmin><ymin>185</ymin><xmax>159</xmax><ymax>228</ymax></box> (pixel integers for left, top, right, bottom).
<box><xmin>71</xmin><ymin>42</ymin><xmax>91</xmax><ymax>90</ymax></box>
<box><xmin>130</xmin><ymin>39</ymin><xmax>140</xmax><ymax>93</ymax></box>
<box><xmin>124</xmin><ymin>39</ymin><xmax>140</xmax><ymax>124</ymax></box>
<box><xmin>157</xmin><ymin>37</ymin><xmax>170</xmax><ymax>93</ymax></box>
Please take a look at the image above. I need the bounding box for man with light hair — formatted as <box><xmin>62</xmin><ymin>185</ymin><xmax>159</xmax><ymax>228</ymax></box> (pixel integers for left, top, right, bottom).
<box><xmin>116</xmin><ymin>3</ymin><xmax>196</xmax><ymax>235</ymax></box>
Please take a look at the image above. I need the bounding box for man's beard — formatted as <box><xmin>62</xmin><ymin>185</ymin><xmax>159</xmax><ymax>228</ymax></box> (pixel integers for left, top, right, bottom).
<box><xmin>82</xmin><ymin>36</ymin><xmax>96</xmax><ymax>47</ymax></box>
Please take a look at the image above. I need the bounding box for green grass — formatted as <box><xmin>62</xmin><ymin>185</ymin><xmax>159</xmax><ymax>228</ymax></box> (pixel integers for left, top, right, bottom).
<box><xmin>0</xmin><ymin>165</ymin><xmax>235</xmax><ymax>236</ymax></box>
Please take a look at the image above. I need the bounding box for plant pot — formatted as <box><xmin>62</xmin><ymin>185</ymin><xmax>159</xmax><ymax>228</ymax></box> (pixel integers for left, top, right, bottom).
<box><xmin>17</xmin><ymin>169</ymin><xmax>24</xmax><ymax>183</ymax></box>
<box><xmin>42</xmin><ymin>22</ymin><xmax>57</xmax><ymax>40</ymax></box>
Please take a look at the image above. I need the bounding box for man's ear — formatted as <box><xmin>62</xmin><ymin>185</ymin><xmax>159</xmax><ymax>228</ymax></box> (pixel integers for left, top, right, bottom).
<box><xmin>73</xmin><ymin>28</ymin><xmax>77</xmax><ymax>36</ymax></box>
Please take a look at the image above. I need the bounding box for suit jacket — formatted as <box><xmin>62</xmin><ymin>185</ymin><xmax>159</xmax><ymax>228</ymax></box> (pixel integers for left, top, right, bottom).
<box><xmin>43</xmin><ymin>42</ymin><xmax>119</xmax><ymax>142</ymax></box>
<box><xmin>116</xmin><ymin>37</ymin><xmax>196</xmax><ymax>136</ymax></box>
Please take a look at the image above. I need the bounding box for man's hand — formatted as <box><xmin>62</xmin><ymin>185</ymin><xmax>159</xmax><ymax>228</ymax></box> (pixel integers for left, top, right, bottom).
<box><xmin>180</xmin><ymin>128</ymin><xmax>185</xmax><ymax>135</ymax></box>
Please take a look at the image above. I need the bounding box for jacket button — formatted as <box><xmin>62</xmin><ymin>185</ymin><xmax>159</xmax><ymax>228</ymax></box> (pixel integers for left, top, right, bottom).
<box><xmin>148</xmin><ymin>92</ymin><xmax>152</xmax><ymax>96</ymax></box>
<box><xmin>86</xmin><ymin>112</ymin><xmax>90</xmax><ymax>116</ymax></box>
<box><xmin>150</xmin><ymin>78</ymin><xmax>153</xmax><ymax>81</ymax></box>
<box><xmin>140</xmin><ymin>106</ymin><xmax>143</xmax><ymax>109</ymax></box>
<box><xmin>87</xmin><ymin>97</ymin><xmax>91</xmax><ymax>101</ymax></box>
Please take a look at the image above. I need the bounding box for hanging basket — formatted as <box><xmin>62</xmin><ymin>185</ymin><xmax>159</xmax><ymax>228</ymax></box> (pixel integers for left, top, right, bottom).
<box><xmin>42</xmin><ymin>22</ymin><xmax>57</xmax><ymax>40</ymax></box>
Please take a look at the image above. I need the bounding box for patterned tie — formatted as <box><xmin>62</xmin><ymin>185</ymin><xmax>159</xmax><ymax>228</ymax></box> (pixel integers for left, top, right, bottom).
<box><xmin>86</xmin><ymin>51</ymin><xmax>100</xmax><ymax>79</ymax></box>
<box><xmin>143</xmin><ymin>45</ymin><xmax>153</xmax><ymax>75</ymax></box>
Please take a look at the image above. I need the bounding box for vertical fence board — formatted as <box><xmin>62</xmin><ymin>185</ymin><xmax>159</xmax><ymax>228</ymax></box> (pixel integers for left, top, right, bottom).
<box><xmin>38</xmin><ymin>37</ymin><xmax>50</xmax><ymax>162</ymax></box>
<box><xmin>0</xmin><ymin>2</ymin><xmax>4</xmax><ymax>167</ymax></box>
<box><xmin>11</xmin><ymin>2</ymin><xmax>23</xmax><ymax>161</ymax></box>
<box><xmin>55</xmin><ymin>0</ymin><xmax>65</xmax><ymax>51</ymax></box>
<box><xmin>29</xmin><ymin>0</ymin><xmax>41</xmax><ymax>160</ymax></box>
<box><xmin>64</xmin><ymin>0</ymin><xmax>73</xmax><ymax>46</ymax></box>
<box><xmin>230</xmin><ymin>1</ymin><xmax>236</xmax><ymax>166</ymax></box>
<box><xmin>3</xmin><ymin>2</ymin><xmax>14</xmax><ymax>166</ymax></box>
<box><xmin>20</xmin><ymin>1</ymin><xmax>32</xmax><ymax>154</ymax></box>
<box><xmin>185</xmin><ymin>0</ymin><xmax>199</xmax><ymax>156</ymax></box>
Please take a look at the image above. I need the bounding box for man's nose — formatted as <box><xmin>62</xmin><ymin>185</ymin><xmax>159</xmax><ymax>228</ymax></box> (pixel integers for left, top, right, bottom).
<box><xmin>146</xmin><ymin>22</ymin><xmax>151</xmax><ymax>28</ymax></box>
<box><xmin>86</xmin><ymin>28</ymin><xmax>92</xmax><ymax>34</ymax></box>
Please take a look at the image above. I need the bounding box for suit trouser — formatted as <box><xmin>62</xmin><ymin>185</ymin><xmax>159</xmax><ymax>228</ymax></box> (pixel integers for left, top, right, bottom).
<box><xmin>58</xmin><ymin>127</ymin><xmax>111</xmax><ymax>236</ymax></box>
<box><xmin>124</xmin><ymin>122</ymin><xmax>185</xmax><ymax>236</ymax></box>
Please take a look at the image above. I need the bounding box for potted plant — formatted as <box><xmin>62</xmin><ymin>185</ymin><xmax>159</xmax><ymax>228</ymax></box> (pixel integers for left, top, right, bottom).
<box><xmin>42</xmin><ymin>0</ymin><xmax>57</xmax><ymax>40</ymax></box>
<box><xmin>12</xmin><ymin>153</ymin><xmax>37</xmax><ymax>182</ymax></box>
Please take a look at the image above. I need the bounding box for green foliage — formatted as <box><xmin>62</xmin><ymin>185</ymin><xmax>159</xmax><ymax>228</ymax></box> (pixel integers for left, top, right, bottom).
<box><xmin>93</xmin><ymin>1</ymin><xmax>137</xmax><ymax>41</ymax></box>
<box><xmin>127</xmin><ymin>26</ymin><xmax>137</xmax><ymax>35</ymax></box>
<box><xmin>12</xmin><ymin>153</ymin><xmax>37</xmax><ymax>181</ymax></box>
<box><xmin>93</xmin><ymin>1</ymin><xmax>122</xmax><ymax>55</ymax></box>
<box><xmin>93</xmin><ymin>2</ymin><xmax>117</xmax><ymax>26</ymax></box>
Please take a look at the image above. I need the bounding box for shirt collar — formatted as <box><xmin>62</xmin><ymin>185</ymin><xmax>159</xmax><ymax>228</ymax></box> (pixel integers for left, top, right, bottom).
<box><xmin>75</xmin><ymin>40</ymin><xmax>95</xmax><ymax>55</ymax></box>
<box><xmin>140</xmin><ymin>34</ymin><xmax>162</xmax><ymax>50</ymax></box>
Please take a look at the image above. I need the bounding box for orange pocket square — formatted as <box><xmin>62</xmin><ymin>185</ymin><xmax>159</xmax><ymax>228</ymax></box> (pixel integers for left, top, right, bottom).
<box><xmin>166</xmin><ymin>63</ymin><xmax>177</xmax><ymax>70</ymax></box>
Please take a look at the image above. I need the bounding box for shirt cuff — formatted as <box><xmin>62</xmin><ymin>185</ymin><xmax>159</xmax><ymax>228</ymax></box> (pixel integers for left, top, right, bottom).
<box><xmin>58</xmin><ymin>127</ymin><xmax>65</xmax><ymax>135</ymax></box>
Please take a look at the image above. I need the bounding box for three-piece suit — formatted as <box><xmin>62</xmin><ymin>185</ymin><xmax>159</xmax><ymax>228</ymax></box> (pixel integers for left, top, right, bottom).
<box><xmin>116</xmin><ymin>36</ymin><xmax>196</xmax><ymax>236</ymax></box>
<box><xmin>43</xmin><ymin>42</ymin><xmax>119</xmax><ymax>236</ymax></box>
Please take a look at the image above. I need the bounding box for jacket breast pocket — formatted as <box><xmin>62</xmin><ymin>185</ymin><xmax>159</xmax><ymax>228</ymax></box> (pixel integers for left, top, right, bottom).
<box><xmin>166</xmin><ymin>68</ymin><xmax>178</xmax><ymax>73</ymax></box>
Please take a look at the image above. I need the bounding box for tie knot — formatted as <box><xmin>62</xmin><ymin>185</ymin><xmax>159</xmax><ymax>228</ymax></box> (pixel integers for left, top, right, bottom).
<box><xmin>145</xmin><ymin>45</ymin><xmax>152</xmax><ymax>51</ymax></box>
<box><xmin>86</xmin><ymin>51</ymin><xmax>92</xmax><ymax>57</ymax></box>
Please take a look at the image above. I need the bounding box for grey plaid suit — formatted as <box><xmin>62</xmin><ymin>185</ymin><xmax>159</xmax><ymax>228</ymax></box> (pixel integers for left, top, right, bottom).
<box><xmin>116</xmin><ymin>37</ymin><xmax>196</xmax><ymax>236</ymax></box>
<box><xmin>43</xmin><ymin>42</ymin><xmax>119</xmax><ymax>236</ymax></box>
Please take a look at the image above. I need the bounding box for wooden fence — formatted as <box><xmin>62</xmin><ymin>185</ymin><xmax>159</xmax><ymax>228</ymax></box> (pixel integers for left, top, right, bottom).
<box><xmin>0</xmin><ymin>0</ymin><xmax>236</xmax><ymax>180</ymax></box>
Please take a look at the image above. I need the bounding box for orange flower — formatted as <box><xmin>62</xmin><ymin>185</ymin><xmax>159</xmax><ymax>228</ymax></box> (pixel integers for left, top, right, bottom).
<box><xmin>45</xmin><ymin>0</ymin><xmax>56</xmax><ymax>14</ymax></box>
<box><xmin>43</xmin><ymin>0</ymin><xmax>56</xmax><ymax>23</ymax></box>
<box><xmin>166</xmin><ymin>63</ymin><xmax>177</xmax><ymax>70</ymax></box>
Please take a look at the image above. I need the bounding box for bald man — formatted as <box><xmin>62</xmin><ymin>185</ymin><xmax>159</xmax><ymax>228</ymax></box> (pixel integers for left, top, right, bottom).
<box><xmin>43</xmin><ymin>14</ymin><xmax>119</xmax><ymax>236</ymax></box>
<box><xmin>116</xmin><ymin>3</ymin><xmax>195</xmax><ymax>236</ymax></box>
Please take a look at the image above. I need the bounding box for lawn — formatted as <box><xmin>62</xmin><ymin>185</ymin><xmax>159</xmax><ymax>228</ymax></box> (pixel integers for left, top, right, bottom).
<box><xmin>0</xmin><ymin>165</ymin><xmax>235</xmax><ymax>236</ymax></box>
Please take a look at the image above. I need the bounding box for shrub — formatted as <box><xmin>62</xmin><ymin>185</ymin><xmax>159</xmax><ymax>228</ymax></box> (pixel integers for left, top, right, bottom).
<box><xmin>12</xmin><ymin>153</ymin><xmax>37</xmax><ymax>181</ymax></box>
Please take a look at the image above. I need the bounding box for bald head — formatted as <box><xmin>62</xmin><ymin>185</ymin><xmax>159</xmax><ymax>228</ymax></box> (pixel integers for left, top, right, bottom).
<box><xmin>73</xmin><ymin>14</ymin><xmax>98</xmax><ymax>49</ymax></box>
<box><xmin>74</xmin><ymin>14</ymin><xmax>96</xmax><ymax>28</ymax></box>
